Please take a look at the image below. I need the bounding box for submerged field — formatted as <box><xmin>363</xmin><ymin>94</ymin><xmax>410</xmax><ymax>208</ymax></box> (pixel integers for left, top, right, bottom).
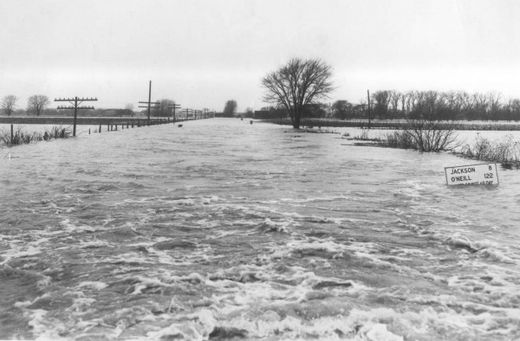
<box><xmin>0</xmin><ymin>118</ymin><xmax>519</xmax><ymax>340</ymax></box>
<box><xmin>264</xmin><ymin>117</ymin><xmax>520</xmax><ymax>131</ymax></box>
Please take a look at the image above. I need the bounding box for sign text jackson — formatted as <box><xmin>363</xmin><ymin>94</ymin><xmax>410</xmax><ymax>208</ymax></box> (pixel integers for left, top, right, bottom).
<box><xmin>444</xmin><ymin>163</ymin><xmax>499</xmax><ymax>186</ymax></box>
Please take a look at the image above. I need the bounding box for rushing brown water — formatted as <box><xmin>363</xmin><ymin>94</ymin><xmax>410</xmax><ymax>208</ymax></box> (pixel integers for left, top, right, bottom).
<box><xmin>0</xmin><ymin>118</ymin><xmax>519</xmax><ymax>340</ymax></box>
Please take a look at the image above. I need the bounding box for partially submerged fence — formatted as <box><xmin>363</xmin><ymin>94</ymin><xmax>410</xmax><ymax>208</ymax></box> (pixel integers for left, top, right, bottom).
<box><xmin>0</xmin><ymin>114</ymin><xmax>214</xmax><ymax>147</ymax></box>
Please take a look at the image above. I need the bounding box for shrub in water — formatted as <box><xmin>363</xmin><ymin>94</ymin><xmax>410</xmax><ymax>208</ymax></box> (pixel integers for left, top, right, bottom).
<box><xmin>1</xmin><ymin>126</ymin><xmax>72</xmax><ymax>146</ymax></box>
<box><xmin>380</xmin><ymin>120</ymin><xmax>457</xmax><ymax>152</ymax></box>
<box><xmin>460</xmin><ymin>135</ymin><xmax>520</xmax><ymax>168</ymax></box>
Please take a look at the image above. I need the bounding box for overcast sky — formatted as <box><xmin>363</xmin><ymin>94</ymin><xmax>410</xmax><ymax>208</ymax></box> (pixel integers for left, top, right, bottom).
<box><xmin>1</xmin><ymin>0</ymin><xmax>519</xmax><ymax>111</ymax></box>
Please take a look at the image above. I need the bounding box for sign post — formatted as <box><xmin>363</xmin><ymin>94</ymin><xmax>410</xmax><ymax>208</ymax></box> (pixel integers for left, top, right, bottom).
<box><xmin>444</xmin><ymin>163</ymin><xmax>499</xmax><ymax>186</ymax></box>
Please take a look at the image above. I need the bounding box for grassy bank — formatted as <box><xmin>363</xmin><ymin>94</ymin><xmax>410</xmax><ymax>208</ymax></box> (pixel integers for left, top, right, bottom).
<box><xmin>458</xmin><ymin>135</ymin><xmax>520</xmax><ymax>169</ymax></box>
<box><xmin>348</xmin><ymin>124</ymin><xmax>520</xmax><ymax>169</ymax></box>
<box><xmin>0</xmin><ymin>126</ymin><xmax>71</xmax><ymax>147</ymax></box>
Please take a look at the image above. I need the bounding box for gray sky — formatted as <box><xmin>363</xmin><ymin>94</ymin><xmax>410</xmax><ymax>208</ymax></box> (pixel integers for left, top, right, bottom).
<box><xmin>1</xmin><ymin>0</ymin><xmax>519</xmax><ymax>111</ymax></box>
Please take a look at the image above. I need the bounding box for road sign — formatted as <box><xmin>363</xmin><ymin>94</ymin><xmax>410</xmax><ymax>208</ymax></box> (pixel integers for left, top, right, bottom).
<box><xmin>445</xmin><ymin>163</ymin><xmax>499</xmax><ymax>186</ymax></box>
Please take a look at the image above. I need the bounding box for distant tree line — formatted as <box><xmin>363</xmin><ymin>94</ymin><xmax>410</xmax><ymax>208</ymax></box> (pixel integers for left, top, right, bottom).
<box><xmin>255</xmin><ymin>103</ymin><xmax>333</xmax><ymax>120</ymax></box>
<box><xmin>255</xmin><ymin>90</ymin><xmax>520</xmax><ymax>122</ymax></box>
<box><xmin>331</xmin><ymin>90</ymin><xmax>520</xmax><ymax>121</ymax></box>
<box><xmin>0</xmin><ymin>93</ymin><xmax>143</xmax><ymax>117</ymax></box>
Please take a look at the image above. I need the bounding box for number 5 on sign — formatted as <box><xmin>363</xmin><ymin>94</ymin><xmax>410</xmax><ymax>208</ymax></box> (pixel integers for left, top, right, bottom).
<box><xmin>444</xmin><ymin>163</ymin><xmax>499</xmax><ymax>186</ymax></box>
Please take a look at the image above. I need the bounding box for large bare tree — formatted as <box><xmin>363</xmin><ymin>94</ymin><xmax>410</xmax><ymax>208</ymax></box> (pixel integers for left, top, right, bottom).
<box><xmin>262</xmin><ymin>58</ymin><xmax>333</xmax><ymax>128</ymax></box>
<box><xmin>1</xmin><ymin>95</ymin><xmax>17</xmax><ymax>116</ymax></box>
<box><xmin>27</xmin><ymin>95</ymin><xmax>49</xmax><ymax>116</ymax></box>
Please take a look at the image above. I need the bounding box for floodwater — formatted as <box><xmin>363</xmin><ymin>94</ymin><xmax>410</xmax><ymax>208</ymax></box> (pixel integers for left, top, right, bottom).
<box><xmin>0</xmin><ymin>118</ymin><xmax>519</xmax><ymax>340</ymax></box>
<box><xmin>0</xmin><ymin>123</ymin><xmax>129</xmax><ymax>138</ymax></box>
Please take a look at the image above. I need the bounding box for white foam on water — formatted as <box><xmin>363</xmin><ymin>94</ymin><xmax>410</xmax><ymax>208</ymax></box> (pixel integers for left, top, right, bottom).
<box><xmin>446</xmin><ymin>270</ymin><xmax>520</xmax><ymax>308</ymax></box>
<box><xmin>234</xmin><ymin>304</ymin><xmax>513</xmax><ymax>340</ymax></box>
<box><xmin>194</xmin><ymin>218</ymin><xmax>220</xmax><ymax>228</ymax></box>
<box><xmin>177</xmin><ymin>199</ymin><xmax>196</xmax><ymax>206</ymax></box>
<box><xmin>175</xmin><ymin>212</ymin><xmax>195</xmax><ymax>218</ymax></box>
<box><xmin>128</xmin><ymin>276</ymin><xmax>170</xmax><ymax>295</ymax></box>
<box><xmin>281</xmin><ymin>211</ymin><xmax>353</xmax><ymax>225</ymax></box>
<box><xmin>103</xmin><ymin>252</ymin><xmax>155</xmax><ymax>266</ymax></box>
<box><xmin>0</xmin><ymin>243</ymin><xmax>43</xmax><ymax>265</ymax></box>
<box><xmin>210</xmin><ymin>229</ymin><xmax>243</xmax><ymax>239</ymax></box>
<box><xmin>78</xmin><ymin>281</ymin><xmax>108</xmax><ymax>290</ymax></box>
<box><xmin>202</xmin><ymin>263</ymin><xmax>364</xmax><ymax>324</ymax></box>
<box><xmin>279</xmin><ymin>195</ymin><xmax>352</xmax><ymax>203</ymax></box>
<box><xmin>22</xmin><ymin>309</ymin><xmax>69</xmax><ymax>341</ymax></box>
<box><xmin>286</xmin><ymin>238</ymin><xmax>350</xmax><ymax>253</ymax></box>
<box><xmin>260</xmin><ymin>217</ymin><xmax>295</xmax><ymax>233</ymax></box>
<box><xmin>60</xmin><ymin>218</ymin><xmax>101</xmax><ymax>233</ymax></box>
<box><xmin>471</xmin><ymin>238</ymin><xmax>518</xmax><ymax>264</ymax></box>
<box><xmin>478</xmin><ymin>247</ymin><xmax>516</xmax><ymax>264</ymax></box>
<box><xmin>162</xmin><ymin>306</ymin><xmax>408</xmax><ymax>341</ymax></box>
<box><xmin>36</xmin><ymin>275</ymin><xmax>52</xmax><ymax>289</ymax></box>
<box><xmin>68</xmin><ymin>296</ymin><xmax>97</xmax><ymax>313</ymax></box>
<box><xmin>145</xmin><ymin>308</ymin><xmax>216</xmax><ymax>341</ymax></box>
<box><xmin>77</xmin><ymin>239</ymin><xmax>113</xmax><ymax>249</ymax></box>
<box><xmin>364</xmin><ymin>323</ymin><xmax>404</xmax><ymax>341</ymax></box>
<box><xmin>201</xmin><ymin>195</ymin><xmax>221</xmax><ymax>204</ymax></box>
<box><xmin>140</xmin><ymin>242</ymin><xmax>213</xmax><ymax>266</ymax></box>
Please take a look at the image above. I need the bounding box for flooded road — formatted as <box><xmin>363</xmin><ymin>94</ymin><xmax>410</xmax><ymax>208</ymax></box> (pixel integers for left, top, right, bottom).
<box><xmin>0</xmin><ymin>118</ymin><xmax>519</xmax><ymax>340</ymax></box>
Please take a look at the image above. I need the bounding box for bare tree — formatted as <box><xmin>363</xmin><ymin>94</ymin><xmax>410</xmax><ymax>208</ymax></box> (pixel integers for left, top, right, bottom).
<box><xmin>262</xmin><ymin>58</ymin><xmax>333</xmax><ymax>129</ymax></box>
<box><xmin>124</xmin><ymin>103</ymin><xmax>135</xmax><ymax>116</ymax></box>
<box><xmin>153</xmin><ymin>99</ymin><xmax>175</xmax><ymax>117</ymax></box>
<box><xmin>488</xmin><ymin>92</ymin><xmax>501</xmax><ymax>119</ymax></box>
<box><xmin>27</xmin><ymin>95</ymin><xmax>49</xmax><ymax>116</ymax></box>
<box><xmin>389</xmin><ymin>90</ymin><xmax>400</xmax><ymax>118</ymax></box>
<box><xmin>385</xmin><ymin>118</ymin><xmax>458</xmax><ymax>152</ymax></box>
<box><xmin>331</xmin><ymin>100</ymin><xmax>353</xmax><ymax>120</ymax></box>
<box><xmin>372</xmin><ymin>90</ymin><xmax>391</xmax><ymax>119</ymax></box>
<box><xmin>223</xmin><ymin>100</ymin><xmax>237</xmax><ymax>116</ymax></box>
<box><xmin>1</xmin><ymin>95</ymin><xmax>17</xmax><ymax>116</ymax></box>
<box><xmin>405</xmin><ymin>91</ymin><xmax>416</xmax><ymax>114</ymax></box>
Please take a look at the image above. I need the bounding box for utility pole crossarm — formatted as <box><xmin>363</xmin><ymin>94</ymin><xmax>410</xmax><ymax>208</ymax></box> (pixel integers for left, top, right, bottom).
<box><xmin>54</xmin><ymin>96</ymin><xmax>97</xmax><ymax>137</ymax></box>
<box><xmin>55</xmin><ymin>97</ymin><xmax>98</xmax><ymax>102</ymax></box>
<box><xmin>57</xmin><ymin>106</ymin><xmax>95</xmax><ymax>110</ymax></box>
<box><xmin>136</xmin><ymin>80</ymin><xmax>154</xmax><ymax>123</ymax></box>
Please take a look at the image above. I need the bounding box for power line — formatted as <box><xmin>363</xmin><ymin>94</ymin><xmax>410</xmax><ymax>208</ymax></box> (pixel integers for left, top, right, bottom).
<box><xmin>55</xmin><ymin>97</ymin><xmax>97</xmax><ymax>136</ymax></box>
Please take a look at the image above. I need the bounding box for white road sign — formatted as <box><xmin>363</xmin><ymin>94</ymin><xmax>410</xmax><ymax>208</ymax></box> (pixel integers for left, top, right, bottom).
<box><xmin>445</xmin><ymin>163</ymin><xmax>499</xmax><ymax>186</ymax></box>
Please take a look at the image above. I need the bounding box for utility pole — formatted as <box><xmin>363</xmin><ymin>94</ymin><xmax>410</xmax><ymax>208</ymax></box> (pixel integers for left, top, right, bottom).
<box><xmin>138</xmin><ymin>80</ymin><xmax>159</xmax><ymax>124</ymax></box>
<box><xmin>55</xmin><ymin>97</ymin><xmax>97</xmax><ymax>137</ymax></box>
<box><xmin>168</xmin><ymin>103</ymin><xmax>181</xmax><ymax>122</ymax></box>
<box><xmin>367</xmin><ymin>89</ymin><xmax>372</xmax><ymax>129</ymax></box>
<box><xmin>183</xmin><ymin>108</ymin><xmax>192</xmax><ymax>120</ymax></box>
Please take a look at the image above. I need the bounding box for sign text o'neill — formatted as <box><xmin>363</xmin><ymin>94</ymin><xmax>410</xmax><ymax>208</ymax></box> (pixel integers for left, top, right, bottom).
<box><xmin>444</xmin><ymin>163</ymin><xmax>499</xmax><ymax>186</ymax></box>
